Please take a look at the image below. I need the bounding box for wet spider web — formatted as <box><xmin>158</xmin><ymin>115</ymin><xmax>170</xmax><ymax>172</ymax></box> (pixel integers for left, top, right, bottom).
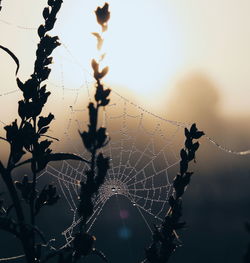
<box><xmin>0</xmin><ymin>17</ymin><xmax>186</xmax><ymax>246</ymax></box>
<box><xmin>38</xmin><ymin>86</ymin><xmax>185</xmax><ymax>247</ymax></box>
<box><xmin>0</xmin><ymin>17</ymin><xmax>250</xmax><ymax>260</ymax></box>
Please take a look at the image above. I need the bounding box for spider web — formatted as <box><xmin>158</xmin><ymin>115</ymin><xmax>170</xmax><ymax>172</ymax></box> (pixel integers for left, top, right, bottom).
<box><xmin>38</xmin><ymin>85</ymin><xmax>185</xmax><ymax>247</ymax></box>
<box><xmin>0</xmin><ymin>18</ymin><xmax>250</xmax><ymax>259</ymax></box>
<box><xmin>0</xmin><ymin>16</ymin><xmax>185</xmax><ymax>252</ymax></box>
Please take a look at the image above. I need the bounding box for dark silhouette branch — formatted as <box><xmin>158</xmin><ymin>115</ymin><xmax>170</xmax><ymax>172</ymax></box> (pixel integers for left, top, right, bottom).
<box><xmin>145</xmin><ymin>124</ymin><xmax>204</xmax><ymax>263</ymax></box>
<box><xmin>12</xmin><ymin>153</ymin><xmax>90</xmax><ymax>171</ymax></box>
<box><xmin>0</xmin><ymin>2</ymin><xmax>111</xmax><ymax>263</ymax></box>
<box><xmin>0</xmin><ymin>45</ymin><xmax>19</xmax><ymax>75</ymax></box>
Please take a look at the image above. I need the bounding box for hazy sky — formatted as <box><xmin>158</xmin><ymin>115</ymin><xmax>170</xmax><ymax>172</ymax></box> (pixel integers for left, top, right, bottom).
<box><xmin>0</xmin><ymin>2</ymin><xmax>250</xmax><ymax>262</ymax></box>
<box><xmin>0</xmin><ymin>0</ymin><xmax>250</xmax><ymax>117</ymax></box>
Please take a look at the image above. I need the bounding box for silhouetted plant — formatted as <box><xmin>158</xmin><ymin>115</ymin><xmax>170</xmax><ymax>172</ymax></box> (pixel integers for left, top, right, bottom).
<box><xmin>0</xmin><ymin>0</ymin><xmax>94</xmax><ymax>262</ymax></box>
<box><xmin>39</xmin><ymin>3</ymin><xmax>111</xmax><ymax>263</ymax></box>
<box><xmin>62</xmin><ymin>3</ymin><xmax>111</xmax><ymax>262</ymax></box>
<box><xmin>144</xmin><ymin>124</ymin><xmax>204</xmax><ymax>263</ymax></box>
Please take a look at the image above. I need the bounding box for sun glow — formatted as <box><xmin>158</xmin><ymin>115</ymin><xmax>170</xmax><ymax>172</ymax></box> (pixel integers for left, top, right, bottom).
<box><xmin>1</xmin><ymin>0</ymin><xmax>250</xmax><ymax>115</ymax></box>
<box><xmin>53</xmin><ymin>0</ymin><xmax>184</xmax><ymax>103</ymax></box>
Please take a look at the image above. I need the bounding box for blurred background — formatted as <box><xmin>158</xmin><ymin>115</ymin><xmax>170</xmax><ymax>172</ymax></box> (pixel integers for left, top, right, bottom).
<box><xmin>0</xmin><ymin>0</ymin><xmax>250</xmax><ymax>262</ymax></box>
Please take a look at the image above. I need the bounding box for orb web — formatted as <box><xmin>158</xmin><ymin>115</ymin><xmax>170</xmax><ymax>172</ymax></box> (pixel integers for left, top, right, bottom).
<box><xmin>0</xmin><ymin>17</ymin><xmax>185</xmax><ymax>249</ymax></box>
<box><xmin>38</xmin><ymin>87</ymin><xmax>185</xmax><ymax>247</ymax></box>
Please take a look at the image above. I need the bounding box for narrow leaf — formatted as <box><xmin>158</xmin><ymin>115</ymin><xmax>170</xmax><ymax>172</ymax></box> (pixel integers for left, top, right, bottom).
<box><xmin>99</xmin><ymin>66</ymin><xmax>109</xmax><ymax>79</ymax></box>
<box><xmin>0</xmin><ymin>45</ymin><xmax>20</xmax><ymax>75</ymax></box>
<box><xmin>92</xmin><ymin>32</ymin><xmax>103</xmax><ymax>50</ymax></box>
<box><xmin>46</xmin><ymin>153</ymin><xmax>89</xmax><ymax>164</ymax></box>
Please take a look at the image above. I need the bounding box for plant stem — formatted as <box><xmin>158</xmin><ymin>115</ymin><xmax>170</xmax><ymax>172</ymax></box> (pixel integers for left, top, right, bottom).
<box><xmin>1</xmin><ymin>170</ymin><xmax>36</xmax><ymax>262</ymax></box>
<box><xmin>2</xmin><ymin>170</ymin><xmax>24</xmax><ymax>222</ymax></box>
<box><xmin>30</xmin><ymin>116</ymin><xmax>37</xmax><ymax>256</ymax></box>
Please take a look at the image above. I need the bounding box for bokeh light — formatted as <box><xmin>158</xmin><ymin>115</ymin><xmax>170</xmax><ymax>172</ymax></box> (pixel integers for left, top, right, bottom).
<box><xmin>119</xmin><ymin>210</ymin><xmax>129</xmax><ymax>220</ymax></box>
<box><xmin>118</xmin><ymin>226</ymin><xmax>132</xmax><ymax>240</ymax></box>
